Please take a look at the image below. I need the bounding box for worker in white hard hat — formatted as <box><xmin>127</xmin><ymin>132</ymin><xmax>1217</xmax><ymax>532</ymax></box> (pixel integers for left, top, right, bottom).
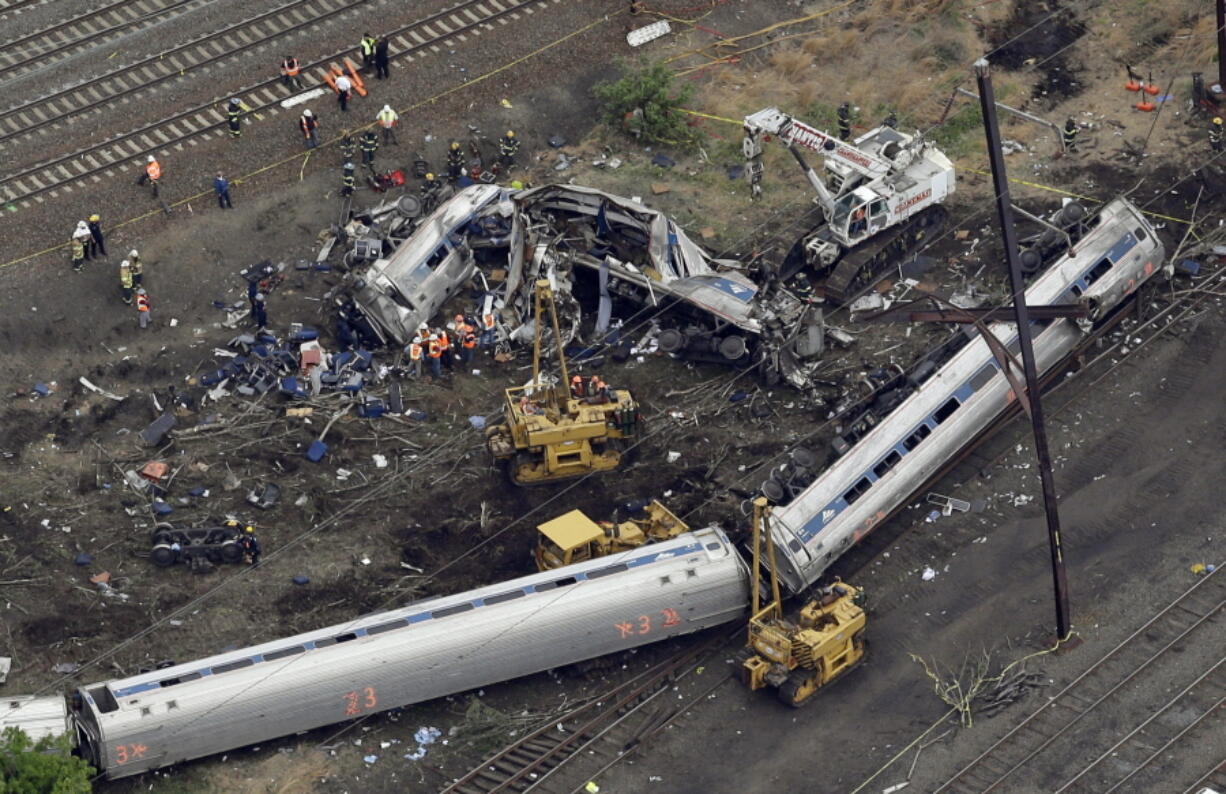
<box><xmin>72</xmin><ymin>221</ymin><xmax>92</xmax><ymax>261</ymax></box>
<box><xmin>119</xmin><ymin>260</ymin><xmax>133</xmax><ymax>304</ymax></box>
<box><xmin>128</xmin><ymin>249</ymin><xmax>144</xmax><ymax>286</ymax></box>
<box><xmin>376</xmin><ymin>104</ymin><xmax>399</xmax><ymax>146</ymax></box>
<box><xmin>137</xmin><ymin>154</ymin><xmax>162</xmax><ymax>194</ymax></box>
<box><xmin>299</xmin><ymin>108</ymin><xmax>319</xmax><ymax>149</ymax></box>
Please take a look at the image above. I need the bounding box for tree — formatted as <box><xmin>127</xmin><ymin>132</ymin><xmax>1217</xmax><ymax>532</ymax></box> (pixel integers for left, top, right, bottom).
<box><xmin>593</xmin><ymin>60</ymin><xmax>698</xmax><ymax>148</ymax></box>
<box><xmin>0</xmin><ymin>726</ymin><xmax>94</xmax><ymax>794</ymax></box>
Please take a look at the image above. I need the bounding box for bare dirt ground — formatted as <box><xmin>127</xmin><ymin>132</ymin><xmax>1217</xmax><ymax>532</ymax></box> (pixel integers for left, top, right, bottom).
<box><xmin>1</xmin><ymin>0</ymin><xmax>1223</xmax><ymax>792</ymax></box>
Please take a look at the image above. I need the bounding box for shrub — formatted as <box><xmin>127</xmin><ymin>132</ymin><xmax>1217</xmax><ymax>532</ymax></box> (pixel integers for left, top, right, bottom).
<box><xmin>593</xmin><ymin>60</ymin><xmax>698</xmax><ymax>148</ymax></box>
<box><xmin>0</xmin><ymin>726</ymin><xmax>94</xmax><ymax>794</ymax></box>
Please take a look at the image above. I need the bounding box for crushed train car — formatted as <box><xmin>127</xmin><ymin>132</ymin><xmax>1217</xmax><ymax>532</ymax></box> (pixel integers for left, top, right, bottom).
<box><xmin>337</xmin><ymin>183</ymin><xmax>831</xmax><ymax>389</ymax></box>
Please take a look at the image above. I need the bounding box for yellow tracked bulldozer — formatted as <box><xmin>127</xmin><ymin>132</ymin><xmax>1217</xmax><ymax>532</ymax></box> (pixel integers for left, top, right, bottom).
<box><xmin>534</xmin><ymin>499</ymin><xmax>687</xmax><ymax>570</ymax></box>
<box><xmin>485</xmin><ymin>279</ymin><xmax>640</xmax><ymax>486</ymax></box>
<box><xmin>739</xmin><ymin>497</ymin><xmax>867</xmax><ymax>707</ymax></box>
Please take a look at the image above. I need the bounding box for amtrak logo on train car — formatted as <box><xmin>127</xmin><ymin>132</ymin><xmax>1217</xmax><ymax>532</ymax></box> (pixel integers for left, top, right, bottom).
<box><xmin>706</xmin><ymin>277</ymin><xmax>757</xmax><ymax>302</ymax></box>
<box><xmin>821</xmin><ymin>508</ymin><xmax>836</xmax><ymax>524</ymax></box>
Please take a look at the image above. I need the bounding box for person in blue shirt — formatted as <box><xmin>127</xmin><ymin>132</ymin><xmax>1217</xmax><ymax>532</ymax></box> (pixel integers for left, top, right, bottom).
<box><xmin>214</xmin><ymin>172</ymin><xmax>233</xmax><ymax>209</ymax></box>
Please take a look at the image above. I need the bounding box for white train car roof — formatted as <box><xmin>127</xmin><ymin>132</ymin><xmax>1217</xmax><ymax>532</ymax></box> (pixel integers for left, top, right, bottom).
<box><xmin>0</xmin><ymin>694</ymin><xmax>70</xmax><ymax>742</ymax></box>
<box><xmin>769</xmin><ymin>197</ymin><xmax>1161</xmax><ymax>591</ymax></box>
<box><xmin>78</xmin><ymin>527</ymin><xmax>748</xmax><ymax>778</ymax></box>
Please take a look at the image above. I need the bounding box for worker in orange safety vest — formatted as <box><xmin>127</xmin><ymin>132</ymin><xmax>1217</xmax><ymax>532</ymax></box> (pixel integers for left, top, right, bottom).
<box><xmin>137</xmin><ymin>155</ymin><xmax>162</xmax><ymax>195</ymax></box>
<box><xmin>570</xmin><ymin>375</ymin><xmax>585</xmax><ymax>399</ymax></box>
<box><xmin>280</xmin><ymin>55</ymin><xmax>302</xmax><ymax>89</ymax></box>
<box><xmin>135</xmin><ymin>288</ymin><xmax>152</xmax><ymax>329</ymax></box>
<box><xmin>426</xmin><ymin>334</ymin><xmax>443</xmax><ymax>378</ymax></box>
<box><xmin>406</xmin><ymin>336</ymin><xmax>423</xmax><ymax>377</ymax></box>
<box><xmin>436</xmin><ymin>327</ymin><xmax>453</xmax><ymax>370</ymax></box>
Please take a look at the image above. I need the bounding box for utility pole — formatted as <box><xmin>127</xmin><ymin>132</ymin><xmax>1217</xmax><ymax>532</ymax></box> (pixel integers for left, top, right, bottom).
<box><xmin>1218</xmin><ymin>0</ymin><xmax>1226</xmax><ymax>94</ymax></box>
<box><xmin>973</xmin><ymin>57</ymin><xmax>1071</xmax><ymax>642</ymax></box>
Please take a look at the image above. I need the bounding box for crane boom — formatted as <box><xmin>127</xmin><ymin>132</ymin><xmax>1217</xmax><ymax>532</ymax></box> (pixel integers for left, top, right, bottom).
<box><xmin>744</xmin><ymin>108</ymin><xmax>893</xmax><ymax>181</ymax></box>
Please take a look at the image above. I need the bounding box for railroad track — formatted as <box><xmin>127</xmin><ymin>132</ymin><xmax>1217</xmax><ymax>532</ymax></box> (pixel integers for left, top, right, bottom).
<box><xmin>0</xmin><ymin>0</ymin><xmax>558</xmax><ymax>208</ymax></box>
<box><xmin>441</xmin><ymin>632</ymin><xmax>735</xmax><ymax>794</ymax></box>
<box><xmin>0</xmin><ymin>0</ymin><xmax>205</xmax><ymax>83</ymax></box>
<box><xmin>0</xmin><ymin>0</ymin><xmax>371</xmax><ymax>143</ymax></box>
<box><xmin>934</xmin><ymin>564</ymin><xmax>1225</xmax><ymax>793</ymax></box>
<box><xmin>0</xmin><ymin>0</ymin><xmax>53</xmax><ymax>15</ymax></box>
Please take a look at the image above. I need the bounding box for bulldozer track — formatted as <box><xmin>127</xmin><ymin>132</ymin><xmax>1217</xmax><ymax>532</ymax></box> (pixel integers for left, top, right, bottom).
<box><xmin>933</xmin><ymin>565</ymin><xmax>1225</xmax><ymax>794</ymax></box>
<box><xmin>441</xmin><ymin>631</ymin><xmax>735</xmax><ymax>794</ymax></box>
<box><xmin>0</xmin><ymin>0</ymin><xmax>205</xmax><ymax>82</ymax></box>
<box><xmin>0</xmin><ymin>0</ymin><xmax>556</xmax><ymax>208</ymax></box>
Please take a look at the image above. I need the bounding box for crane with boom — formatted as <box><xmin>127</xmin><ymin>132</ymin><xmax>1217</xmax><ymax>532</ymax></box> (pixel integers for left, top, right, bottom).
<box><xmin>738</xmin><ymin>496</ymin><xmax>867</xmax><ymax>707</ymax></box>
<box><xmin>485</xmin><ymin>279</ymin><xmax>640</xmax><ymax>485</ymax></box>
<box><xmin>742</xmin><ymin>107</ymin><xmax>955</xmax><ymax>301</ymax></box>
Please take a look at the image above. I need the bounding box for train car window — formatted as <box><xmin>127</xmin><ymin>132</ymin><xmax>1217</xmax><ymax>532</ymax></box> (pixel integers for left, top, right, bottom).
<box><xmin>705</xmin><ymin>542</ymin><xmax>722</xmax><ymax>552</ymax></box>
<box><xmin>1084</xmin><ymin>258</ymin><xmax>1113</xmax><ymax>287</ymax></box>
<box><xmin>843</xmin><ymin>477</ymin><xmax>872</xmax><ymax>505</ymax></box>
<box><xmin>314</xmin><ymin>637</ymin><xmax>337</xmax><ymax>648</ymax></box>
<box><xmin>483</xmin><ymin>590</ymin><xmax>526</xmax><ymax>605</ymax></box>
<box><xmin>334</xmin><ymin>632</ymin><xmax>358</xmax><ymax>643</ymax></box>
<box><xmin>903</xmin><ymin>423</ymin><xmax>932</xmax><ymax>451</ymax></box>
<box><xmin>872</xmin><ymin>450</ymin><xmax>902</xmax><ymax>479</ymax></box>
<box><xmin>933</xmin><ymin>397</ymin><xmax>960</xmax><ymax>424</ymax></box>
<box><xmin>432</xmin><ymin>602</ymin><xmax>475</xmax><ymax>618</ymax></box>
<box><xmin>1005</xmin><ymin>337</ymin><xmax>1021</xmax><ymax>356</ymax></box>
<box><xmin>212</xmin><ymin>658</ymin><xmax>255</xmax><ymax>674</ymax></box>
<box><xmin>968</xmin><ymin>365</ymin><xmax>997</xmax><ymax>391</ymax></box>
<box><xmin>1070</xmin><ymin>284</ymin><xmax>1083</xmax><ymax>297</ymax></box>
<box><xmin>789</xmin><ymin>539</ymin><xmax>802</xmax><ymax>552</ymax></box>
<box><xmin>263</xmin><ymin>646</ymin><xmax>305</xmax><ymax>661</ymax></box>
<box><xmin>366</xmin><ymin>620</ymin><xmax>406</xmax><ymax>636</ymax></box>
<box><xmin>586</xmin><ymin>563</ymin><xmax>629</xmax><ymax>579</ymax></box>
<box><xmin>90</xmin><ymin>686</ymin><xmax>119</xmax><ymax>714</ymax></box>
<box><xmin>1134</xmin><ymin>226</ymin><xmax>1147</xmax><ymax>241</ymax></box>
<box><xmin>160</xmin><ymin>671</ymin><xmax>203</xmax><ymax>687</ymax></box>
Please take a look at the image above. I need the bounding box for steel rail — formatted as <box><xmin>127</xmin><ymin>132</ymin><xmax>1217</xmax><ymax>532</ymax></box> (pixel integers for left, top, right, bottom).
<box><xmin>0</xmin><ymin>0</ymin><xmax>355</xmax><ymax>139</ymax></box>
<box><xmin>1055</xmin><ymin>659</ymin><xmax>1224</xmax><ymax>793</ymax></box>
<box><xmin>0</xmin><ymin>0</ymin><xmax>550</xmax><ymax>206</ymax></box>
<box><xmin>933</xmin><ymin>564</ymin><xmax>1224</xmax><ymax>793</ymax></box>
<box><xmin>442</xmin><ymin>630</ymin><xmax>736</xmax><ymax>794</ymax></box>
<box><xmin>1179</xmin><ymin>760</ymin><xmax>1226</xmax><ymax>794</ymax></box>
<box><xmin>0</xmin><ymin>0</ymin><xmax>201</xmax><ymax>80</ymax></box>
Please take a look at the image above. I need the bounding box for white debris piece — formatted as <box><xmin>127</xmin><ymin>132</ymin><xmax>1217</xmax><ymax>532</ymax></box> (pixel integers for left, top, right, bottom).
<box><xmin>921</xmin><ymin>567</ymin><xmax>937</xmax><ymax>581</ymax></box>
<box><xmin>627</xmin><ymin>20</ymin><xmax>671</xmax><ymax>47</ymax></box>
<box><xmin>372</xmin><ymin>454</ymin><xmax>388</xmax><ymax>468</ymax></box>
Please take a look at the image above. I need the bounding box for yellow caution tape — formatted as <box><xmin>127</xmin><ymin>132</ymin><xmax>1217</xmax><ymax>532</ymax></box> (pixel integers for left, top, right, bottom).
<box><xmin>0</xmin><ymin>9</ymin><xmax>623</xmax><ymax>271</ymax></box>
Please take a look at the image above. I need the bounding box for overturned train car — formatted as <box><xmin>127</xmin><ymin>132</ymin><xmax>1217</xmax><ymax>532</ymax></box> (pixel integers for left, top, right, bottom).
<box><xmin>68</xmin><ymin>529</ymin><xmax>746</xmax><ymax>779</ymax></box>
<box><xmin>761</xmin><ymin>197</ymin><xmax>1164</xmax><ymax>593</ymax></box>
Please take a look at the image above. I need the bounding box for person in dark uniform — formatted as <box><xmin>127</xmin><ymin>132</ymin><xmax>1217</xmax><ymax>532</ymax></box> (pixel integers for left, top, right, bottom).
<box><xmin>225</xmin><ymin>97</ymin><xmax>251</xmax><ymax>138</ymax></box>
<box><xmin>341</xmin><ymin>161</ymin><xmax>356</xmax><ymax>196</ymax></box>
<box><xmin>87</xmin><ymin>214</ymin><xmax>107</xmax><ymax>257</ymax></box>
<box><xmin>1063</xmin><ymin>118</ymin><xmax>1079</xmax><ymax>152</ymax></box>
<box><xmin>360</xmin><ymin>129</ymin><xmax>379</xmax><ymax>165</ymax></box>
<box><xmin>252</xmin><ymin>292</ymin><xmax>268</xmax><ymax>329</ymax></box>
<box><xmin>837</xmin><ymin>102</ymin><xmax>852</xmax><ymax>141</ymax></box>
<box><xmin>499</xmin><ymin>130</ymin><xmax>520</xmax><ymax>169</ymax></box>
<box><xmin>374</xmin><ymin>36</ymin><xmax>390</xmax><ymax>80</ymax></box>
<box><xmin>446</xmin><ymin>140</ymin><xmax>465</xmax><ymax>181</ymax></box>
<box><xmin>1210</xmin><ymin>117</ymin><xmax>1223</xmax><ymax>153</ymax></box>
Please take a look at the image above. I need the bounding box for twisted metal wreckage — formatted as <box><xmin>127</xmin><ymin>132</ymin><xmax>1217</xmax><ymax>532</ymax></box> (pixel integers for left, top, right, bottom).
<box><xmin>332</xmin><ymin>183</ymin><xmax>829</xmax><ymax>389</ymax></box>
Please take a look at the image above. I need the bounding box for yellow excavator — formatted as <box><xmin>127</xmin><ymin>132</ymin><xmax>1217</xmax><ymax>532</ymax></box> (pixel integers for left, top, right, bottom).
<box><xmin>485</xmin><ymin>279</ymin><xmax>640</xmax><ymax>485</ymax></box>
<box><xmin>740</xmin><ymin>496</ymin><xmax>868</xmax><ymax>707</ymax></box>
<box><xmin>534</xmin><ymin>499</ymin><xmax>688</xmax><ymax>570</ymax></box>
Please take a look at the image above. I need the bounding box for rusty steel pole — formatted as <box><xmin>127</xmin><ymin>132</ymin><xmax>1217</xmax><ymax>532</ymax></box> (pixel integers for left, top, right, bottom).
<box><xmin>973</xmin><ymin>57</ymin><xmax>1071</xmax><ymax>641</ymax></box>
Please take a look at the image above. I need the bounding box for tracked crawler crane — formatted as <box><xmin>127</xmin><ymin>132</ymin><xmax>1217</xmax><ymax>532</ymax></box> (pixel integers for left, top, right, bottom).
<box><xmin>743</xmin><ymin>108</ymin><xmax>955</xmax><ymax>301</ymax></box>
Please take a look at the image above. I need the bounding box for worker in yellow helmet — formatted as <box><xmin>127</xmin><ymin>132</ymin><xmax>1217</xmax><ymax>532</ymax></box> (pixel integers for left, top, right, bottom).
<box><xmin>499</xmin><ymin>130</ymin><xmax>520</xmax><ymax>170</ymax></box>
<box><xmin>1210</xmin><ymin>116</ymin><xmax>1223</xmax><ymax>153</ymax></box>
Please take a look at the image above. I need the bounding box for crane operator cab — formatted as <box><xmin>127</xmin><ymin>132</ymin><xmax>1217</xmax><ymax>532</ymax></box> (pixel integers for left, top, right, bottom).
<box><xmin>834</xmin><ymin>187</ymin><xmax>888</xmax><ymax>244</ymax></box>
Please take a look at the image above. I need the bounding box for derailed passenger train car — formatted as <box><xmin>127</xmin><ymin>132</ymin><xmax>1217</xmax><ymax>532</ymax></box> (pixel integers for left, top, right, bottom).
<box><xmin>72</xmin><ymin>528</ymin><xmax>747</xmax><ymax>779</ymax></box>
<box><xmin>765</xmin><ymin>197</ymin><xmax>1164</xmax><ymax>593</ymax></box>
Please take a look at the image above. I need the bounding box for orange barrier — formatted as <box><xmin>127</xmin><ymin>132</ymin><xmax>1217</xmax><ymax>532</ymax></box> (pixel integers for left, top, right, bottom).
<box><xmin>344</xmin><ymin>57</ymin><xmax>367</xmax><ymax>96</ymax></box>
<box><xmin>1135</xmin><ymin>100</ymin><xmax>1156</xmax><ymax>112</ymax></box>
<box><xmin>1143</xmin><ymin>82</ymin><xmax>1161</xmax><ymax>96</ymax></box>
<box><xmin>1125</xmin><ymin>79</ymin><xmax>1141</xmax><ymax>92</ymax></box>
